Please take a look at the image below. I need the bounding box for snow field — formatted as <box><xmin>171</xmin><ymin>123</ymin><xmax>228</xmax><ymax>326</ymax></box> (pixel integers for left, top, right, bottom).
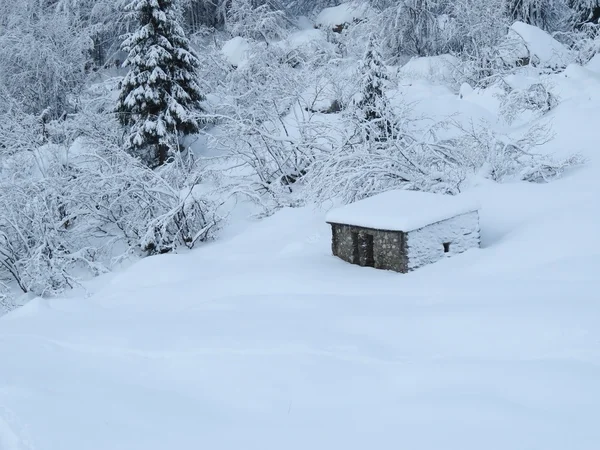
<box><xmin>1</xmin><ymin>158</ymin><xmax>599</xmax><ymax>449</ymax></box>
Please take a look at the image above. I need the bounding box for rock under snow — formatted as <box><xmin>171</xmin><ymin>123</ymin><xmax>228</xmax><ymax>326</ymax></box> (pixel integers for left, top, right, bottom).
<box><xmin>314</xmin><ymin>2</ymin><xmax>372</xmax><ymax>31</ymax></box>
<box><xmin>285</xmin><ymin>28</ymin><xmax>328</xmax><ymax>49</ymax></box>
<box><xmin>398</xmin><ymin>54</ymin><xmax>462</xmax><ymax>86</ymax></box>
<box><xmin>509</xmin><ymin>21</ymin><xmax>572</xmax><ymax>69</ymax></box>
<box><xmin>326</xmin><ymin>190</ymin><xmax>480</xmax><ymax>232</ymax></box>
<box><xmin>221</xmin><ymin>36</ymin><xmax>251</xmax><ymax>67</ymax></box>
<box><xmin>459</xmin><ymin>82</ymin><xmax>474</xmax><ymax>99</ymax></box>
<box><xmin>585</xmin><ymin>53</ymin><xmax>600</xmax><ymax>73</ymax></box>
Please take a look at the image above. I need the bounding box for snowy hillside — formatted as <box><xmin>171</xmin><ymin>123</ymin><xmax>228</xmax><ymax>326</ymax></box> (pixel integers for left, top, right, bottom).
<box><xmin>1</xmin><ymin>166</ymin><xmax>600</xmax><ymax>449</ymax></box>
<box><xmin>2</xmin><ymin>55</ymin><xmax>600</xmax><ymax>448</ymax></box>
<box><xmin>2</xmin><ymin>0</ymin><xmax>600</xmax><ymax>448</ymax></box>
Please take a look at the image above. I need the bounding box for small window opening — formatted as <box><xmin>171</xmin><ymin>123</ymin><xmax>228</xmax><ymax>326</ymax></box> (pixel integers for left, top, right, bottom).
<box><xmin>443</xmin><ymin>242</ymin><xmax>451</xmax><ymax>253</ymax></box>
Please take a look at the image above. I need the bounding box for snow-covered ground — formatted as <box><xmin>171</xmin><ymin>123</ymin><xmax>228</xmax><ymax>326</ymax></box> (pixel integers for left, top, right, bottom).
<box><xmin>1</xmin><ymin>163</ymin><xmax>599</xmax><ymax>449</ymax></box>
<box><xmin>3</xmin><ymin>25</ymin><xmax>600</xmax><ymax>450</ymax></box>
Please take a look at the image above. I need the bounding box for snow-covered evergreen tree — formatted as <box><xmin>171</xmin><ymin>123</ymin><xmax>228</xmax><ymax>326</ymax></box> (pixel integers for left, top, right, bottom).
<box><xmin>117</xmin><ymin>0</ymin><xmax>204</xmax><ymax>168</ymax></box>
<box><xmin>355</xmin><ymin>37</ymin><xmax>391</xmax><ymax>140</ymax></box>
<box><xmin>568</xmin><ymin>0</ymin><xmax>600</xmax><ymax>25</ymax></box>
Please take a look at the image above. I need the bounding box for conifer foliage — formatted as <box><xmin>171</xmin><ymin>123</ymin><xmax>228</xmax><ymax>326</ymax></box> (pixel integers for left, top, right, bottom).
<box><xmin>569</xmin><ymin>0</ymin><xmax>600</xmax><ymax>25</ymax></box>
<box><xmin>117</xmin><ymin>0</ymin><xmax>204</xmax><ymax>168</ymax></box>
<box><xmin>355</xmin><ymin>37</ymin><xmax>391</xmax><ymax>140</ymax></box>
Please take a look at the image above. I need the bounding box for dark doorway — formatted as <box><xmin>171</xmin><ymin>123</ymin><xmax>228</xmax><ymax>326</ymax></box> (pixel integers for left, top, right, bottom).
<box><xmin>443</xmin><ymin>242</ymin><xmax>451</xmax><ymax>253</ymax></box>
<box><xmin>361</xmin><ymin>233</ymin><xmax>375</xmax><ymax>267</ymax></box>
<box><xmin>351</xmin><ymin>232</ymin><xmax>359</xmax><ymax>263</ymax></box>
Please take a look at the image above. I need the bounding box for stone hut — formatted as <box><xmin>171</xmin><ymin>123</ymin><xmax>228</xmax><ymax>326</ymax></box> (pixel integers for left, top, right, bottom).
<box><xmin>326</xmin><ymin>190</ymin><xmax>480</xmax><ymax>273</ymax></box>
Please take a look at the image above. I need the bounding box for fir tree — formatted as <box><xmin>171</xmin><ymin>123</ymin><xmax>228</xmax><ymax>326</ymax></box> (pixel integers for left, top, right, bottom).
<box><xmin>568</xmin><ymin>0</ymin><xmax>600</xmax><ymax>25</ymax></box>
<box><xmin>117</xmin><ymin>0</ymin><xmax>204</xmax><ymax>168</ymax></box>
<box><xmin>356</xmin><ymin>37</ymin><xmax>391</xmax><ymax>141</ymax></box>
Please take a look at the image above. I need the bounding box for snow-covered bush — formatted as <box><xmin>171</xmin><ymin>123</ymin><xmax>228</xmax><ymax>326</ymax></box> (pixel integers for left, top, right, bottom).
<box><xmin>0</xmin><ymin>281</ymin><xmax>17</xmax><ymax>315</ymax></box>
<box><xmin>0</xmin><ymin>97</ymin><xmax>223</xmax><ymax>296</ymax></box>
<box><xmin>227</xmin><ymin>0</ymin><xmax>289</xmax><ymax>42</ymax></box>
<box><xmin>556</xmin><ymin>23</ymin><xmax>600</xmax><ymax>63</ymax></box>
<box><xmin>446</xmin><ymin>121</ymin><xmax>582</xmax><ymax>183</ymax></box>
<box><xmin>505</xmin><ymin>0</ymin><xmax>571</xmax><ymax>32</ymax></box>
<box><xmin>499</xmin><ymin>81</ymin><xmax>559</xmax><ymax>123</ymax></box>
<box><xmin>376</xmin><ymin>0</ymin><xmax>451</xmax><ymax>58</ymax></box>
<box><xmin>0</xmin><ymin>157</ymin><xmax>106</xmax><ymax>296</ymax></box>
<box><xmin>0</xmin><ymin>6</ymin><xmax>92</xmax><ymax>120</ymax></box>
<box><xmin>308</xmin><ymin>112</ymin><xmax>581</xmax><ymax>204</ymax></box>
<box><xmin>70</xmin><ymin>117</ymin><xmax>224</xmax><ymax>256</ymax></box>
<box><xmin>305</xmin><ymin>40</ymin><xmax>581</xmax><ymax>204</ymax></box>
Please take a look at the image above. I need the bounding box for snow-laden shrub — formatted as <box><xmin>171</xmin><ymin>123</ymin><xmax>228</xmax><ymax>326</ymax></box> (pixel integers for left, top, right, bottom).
<box><xmin>307</xmin><ymin>111</ymin><xmax>582</xmax><ymax>205</ymax></box>
<box><xmin>0</xmin><ymin>8</ymin><xmax>92</xmax><ymax>119</ymax></box>
<box><xmin>206</xmin><ymin>38</ymin><xmax>339</xmax><ymax>209</ymax></box>
<box><xmin>0</xmin><ymin>281</ymin><xmax>17</xmax><ymax>315</ymax></box>
<box><xmin>377</xmin><ymin>0</ymin><xmax>451</xmax><ymax>58</ymax></box>
<box><xmin>0</xmin><ymin>103</ymin><xmax>223</xmax><ymax>296</ymax></box>
<box><xmin>499</xmin><ymin>81</ymin><xmax>559</xmax><ymax>124</ymax></box>
<box><xmin>0</xmin><ymin>147</ymin><xmax>223</xmax><ymax>295</ymax></box>
<box><xmin>555</xmin><ymin>23</ymin><xmax>600</xmax><ymax>64</ymax></box>
<box><xmin>213</xmin><ymin>41</ymin><xmax>301</xmax><ymax>121</ymax></box>
<box><xmin>0</xmin><ymin>159</ymin><xmax>107</xmax><ymax>296</ymax></box>
<box><xmin>227</xmin><ymin>0</ymin><xmax>289</xmax><ymax>42</ymax></box>
<box><xmin>446</xmin><ymin>121</ymin><xmax>583</xmax><ymax>183</ymax></box>
<box><xmin>305</xmin><ymin>49</ymin><xmax>581</xmax><ymax>206</ymax></box>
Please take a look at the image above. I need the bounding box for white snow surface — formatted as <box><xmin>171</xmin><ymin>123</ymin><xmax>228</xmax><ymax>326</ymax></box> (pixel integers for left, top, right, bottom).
<box><xmin>398</xmin><ymin>54</ymin><xmax>462</xmax><ymax>86</ymax></box>
<box><xmin>509</xmin><ymin>21</ymin><xmax>572</xmax><ymax>68</ymax></box>
<box><xmin>326</xmin><ymin>190</ymin><xmax>479</xmax><ymax>231</ymax></box>
<box><xmin>1</xmin><ymin>166</ymin><xmax>600</xmax><ymax>449</ymax></box>
<box><xmin>314</xmin><ymin>2</ymin><xmax>371</xmax><ymax>28</ymax></box>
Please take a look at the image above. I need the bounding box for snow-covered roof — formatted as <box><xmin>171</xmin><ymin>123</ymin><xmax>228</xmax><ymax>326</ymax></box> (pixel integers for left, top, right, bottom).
<box><xmin>326</xmin><ymin>190</ymin><xmax>479</xmax><ymax>232</ymax></box>
<box><xmin>314</xmin><ymin>2</ymin><xmax>371</xmax><ymax>28</ymax></box>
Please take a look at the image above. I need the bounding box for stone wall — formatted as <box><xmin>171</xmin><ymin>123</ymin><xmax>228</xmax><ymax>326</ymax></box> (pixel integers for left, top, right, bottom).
<box><xmin>405</xmin><ymin>211</ymin><xmax>480</xmax><ymax>271</ymax></box>
<box><xmin>330</xmin><ymin>224</ymin><xmax>407</xmax><ymax>272</ymax></box>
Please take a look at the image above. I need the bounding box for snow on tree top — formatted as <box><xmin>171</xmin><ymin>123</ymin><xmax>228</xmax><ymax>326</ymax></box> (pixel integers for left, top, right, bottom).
<box><xmin>326</xmin><ymin>190</ymin><xmax>479</xmax><ymax>232</ymax></box>
<box><xmin>314</xmin><ymin>2</ymin><xmax>371</xmax><ymax>28</ymax></box>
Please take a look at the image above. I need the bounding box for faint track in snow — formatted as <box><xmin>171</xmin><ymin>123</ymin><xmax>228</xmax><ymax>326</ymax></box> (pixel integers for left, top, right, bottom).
<box><xmin>2</xmin><ymin>333</ymin><xmax>599</xmax><ymax>369</ymax></box>
<box><xmin>0</xmin><ymin>332</ymin><xmax>390</xmax><ymax>364</ymax></box>
<box><xmin>0</xmin><ymin>406</ymin><xmax>33</xmax><ymax>450</ymax></box>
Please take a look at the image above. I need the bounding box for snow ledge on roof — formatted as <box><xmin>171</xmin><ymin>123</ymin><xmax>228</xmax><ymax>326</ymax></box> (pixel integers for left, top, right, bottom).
<box><xmin>325</xmin><ymin>190</ymin><xmax>480</xmax><ymax>232</ymax></box>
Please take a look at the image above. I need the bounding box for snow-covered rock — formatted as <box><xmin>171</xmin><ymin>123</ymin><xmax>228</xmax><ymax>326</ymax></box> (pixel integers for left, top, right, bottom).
<box><xmin>285</xmin><ymin>28</ymin><xmax>327</xmax><ymax>49</ymax></box>
<box><xmin>585</xmin><ymin>53</ymin><xmax>600</xmax><ymax>73</ymax></box>
<box><xmin>398</xmin><ymin>54</ymin><xmax>462</xmax><ymax>86</ymax></box>
<box><xmin>459</xmin><ymin>82</ymin><xmax>474</xmax><ymax>99</ymax></box>
<box><xmin>508</xmin><ymin>21</ymin><xmax>572</xmax><ymax>69</ymax></box>
<box><xmin>315</xmin><ymin>2</ymin><xmax>372</xmax><ymax>31</ymax></box>
<box><xmin>221</xmin><ymin>36</ymin><xmax>251</xmax><ymax>67</ymax></box>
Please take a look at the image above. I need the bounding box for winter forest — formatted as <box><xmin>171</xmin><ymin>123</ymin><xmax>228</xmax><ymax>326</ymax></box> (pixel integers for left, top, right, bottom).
<box><xmin>0</xmin><ymin>0</ymin><xmax>597</xmax><ymax>305</ymax></box>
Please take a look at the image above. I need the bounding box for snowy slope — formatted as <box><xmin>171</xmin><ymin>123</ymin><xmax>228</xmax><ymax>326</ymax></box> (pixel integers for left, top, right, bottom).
<box><xmin>3</xmin><ymin>29</ymin><xmax>600</xmax><ymax>450</ymax></box>
<box><xmin>1</xmin><ymin>163</ymin><xmax>600</xmax><ymax>450</ymax></box>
